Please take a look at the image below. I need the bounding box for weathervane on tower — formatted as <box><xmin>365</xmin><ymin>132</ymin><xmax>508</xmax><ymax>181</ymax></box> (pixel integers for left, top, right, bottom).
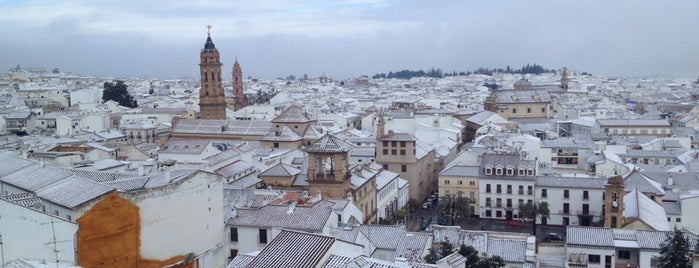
<box><xmin>207</xmin><ymin>25</ymin><xmax>212</xmax><ymax>36</ymax></box>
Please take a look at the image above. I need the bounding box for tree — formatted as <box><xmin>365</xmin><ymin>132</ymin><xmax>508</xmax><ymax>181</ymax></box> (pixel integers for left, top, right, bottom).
<box><xmin>102</xmin><ymin>80</ymin><xmax>137</xmax><ymax>108</ymax></box>
<box><xmin>457</xmin><ymin>244</ymin><xmax>506</xmax><ymax>268</ymax></box>
<box><xmin>477</xmin><ymin>256</ymin><xmax>505</xmax><ymax>268</ymax></box>
<box><xmin>436</xmin><ymin>196</ymin><xmax>471</xmax><ymax>225</ymax></box>
<box><xmin>655</xmin><ymin>228</ymin><xmax>692</xmax><ymax>268</ymax></box>
<box><xmin>518</xmin><ymin>201</ymin><xmax>550</xmax><ymax>236</ymax></box>
<box><xmin>424</xmin><ymin>246</ymin><xmax>439</xmax><ymax>264</ymax></box>
<box><xmin>458</xmin><ymin>245</ymin><xmax>480</xmax><ymax>267</ymax></box>
<box><xmin>439</xmin><ymin>239</ymin><xmax>454</xmax><ymax>259</ymax></box>
<box><xmin>408</xmin><ymin>198</ymin><xmax>421</xmax><ymax>212</ymax></box>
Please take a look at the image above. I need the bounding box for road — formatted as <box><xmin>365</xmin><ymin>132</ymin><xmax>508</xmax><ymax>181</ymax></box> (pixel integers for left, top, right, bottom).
<box><xmin>407</xmin><ymin>205</ymin><xmax>565</xmax><ymax>241</ymax></box>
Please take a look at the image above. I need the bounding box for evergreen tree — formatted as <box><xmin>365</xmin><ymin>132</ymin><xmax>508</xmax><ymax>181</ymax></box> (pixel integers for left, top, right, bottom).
<box><xmin>424</xmin><ymin>246</ymin><xmax>439</xmax><ymax>264</ymax></box>
<box><xmin>655</xmin><ymin>228</ymin><xmax>692</xmax><ymax>268</ymax></box>
<box><xmin>477</xmin><ymin>256</ymin><xmax>506</xmax><ymax>268</ymax></box>
<box><xmin>102</xmin><ymin>80</ymin><xmax>137</xmax><ymax>108</ymax></box>
<box><xmin>439</xmin><ymin>239</ymin><xmax>454</xmax><ymax>259</ymax></box>
<box><xmin>458</xmin><ymin>245</ymin><xmax>480</xmax><ymax>267</ymax></box>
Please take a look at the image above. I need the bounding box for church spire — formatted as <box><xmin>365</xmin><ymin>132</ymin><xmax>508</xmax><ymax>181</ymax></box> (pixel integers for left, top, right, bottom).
<box><xmin>199</xmin><ymin>26</ymin><xmax>226</xmax><ymax>120</ymax></box>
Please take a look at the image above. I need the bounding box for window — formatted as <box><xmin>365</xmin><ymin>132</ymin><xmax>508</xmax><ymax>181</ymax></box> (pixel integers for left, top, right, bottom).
<box><xmin>400</xmin><ymin>149</ymin><xmax>406</xmax><ymax>155</ymax></box>
<box><xmin>541</xmin><ymin>107</ymin><xmax>545</xmax><ymax>113</ymax></box>
<box><xmin>391</xmin><ymin>149</ymin><xmax>397</xmax><ymax>155</ymax></box>
<box><xmin>518</xmin><ymin>185</ymin><xmax>524</xmax><ymax>195</ymax></box>
<box><xmin>273</xmin><ymin>142</ymin><xmax>279</xmax><ymax>148</ymax></box>
<box><xmin>391</xmin><ymin>141</ymin><xmax>397</xmax><ymax>147</ymax></box>
<box><xmin>583</xmin><ymin>191</ymin><xmax>589</xmax><ymax>200</ymax></box>
<box><xmin>383</xmin><ymin>141</ymin><xmax>388</xmax><ymax>146</ymax></box>
<box><xmin>259</xmin><ymin>229</ymin><xmax>268</xmax><ymax>244</ymax></box>
<box><xmin>383</xmin><ymin>149</ymin><xmax>388</xmax><ymax>155</ymax></box>
<box><xmin>496</xmin><ymin>168</ymin><xmax>503</xmax><ymax>175</ymax></box>
<box><xmin>470</xmin><ymin>181</ymin><xmax>475</xmax><ymax>186</ymax></box>
<box><xmin>588</xmin><ymin>254</ymin><xmax>601</xmax><ymax>264</ymax></box>
<box><xmin>383</xmin><ymin>164</ymin><xmax>388</xmax><ymax>170</ymax></box>
<box><xmin>563</xmin><ymin>217</ymin><xmax>569</xmax><ymax>226</ymax></box>
<box><xmin>496</xmin><ymin>184</ymin><xmax>502</xmax><ymax>194</ymax></box>
<box><xmin>485</xmin><ymin>210</ymin><xmax>492</xmax><ymax>217</ymax></box>
<box><xmin>618</xmin><ymin>250</ymin><xmax>630</xmax><ymax>260</ymax></box>
<box><xmin>541</xmin><ymin>189</ymin><xmax>547</xmax><ymax>198</ymax></box>
<box><xmin>486</xmin><ymin>184</ymin><xmax>491</xmax><ymax>193</ymax></box>
<box><xmin>486</xmin><ymin>198</ymin><xmax>491</xmax><ymax>206</ymax></box>
<box><xmin>400</xmin><ymin>141</ymin><xmax>406</xmax><ymax>147</ymax></box>
<box><xmin>676</xmin><ymin>218</ymin><xmax>682</xmax><ymax>223</ymax></box>
<box><xmin>496</xmin><ymin>198</ymin><xmax>502</xmax><ymax>207</ymax></box>
<box><xmin>512</xmin><ymin>108</ymin><xmax>517</xmax><ymax>113</ymax></box>
<box><xmin>445</xmin><ymin>179</ymin><xmax>450</xmax><ymax>185</ymax></box>
<box><xmin>485</xmin><ymin>167</ymin><xmax>492</xmax><ymax>175</ymax></box>
<box><xmin>527</xmin><ymin>169</ymin><xmax>534</xmax><ymax>176</ymax></box>
<box><xmin>563</xmin><ymin>203</ymin><xmax>569</xmax><ymax>214</ymax></box>
<box><xmin>496</xmin><ymin>210</ymin><xmax>502</xmax><ymax>218</ymax></box>
<box><xmin>230</xmin><ymin>250</ymin><xmax>238</xmax><ymax>261</ymax></box>
<box><xmin>458</xmin><ymin>180</ymin><xmax>463</xmax><ymax>185</ymax></box>
<box><xmin>507</xmin><ymin>185</ymin><xmax>512</xmax><ymax>194</ymax></box>
<box><xmin>506</xmin><ymin>168</ymin><xmax>513</xmax><ymax>176</ymax></box>
<box><xmin>230</xmin><ymin>227</ymin><xmax>238</xmax><ymax>242</ymax></box>
<box><xmin>527</xmin><ymin>186</ymin><xmax>533</xmax><ymax>195</ymax></box>
<box><xmin>518</xmin><ymin>168</ymin><xmax>524</xmax><ymax>176</ymax></box>
<box><xmin>401</xmin><ymin>164</ymin><xmax>407</xmax><ymax>172</ymax></box>
<box><xmin>527</xmin><ymin>108</ymin><xmax>531</xmax><ymax>113</ymax></box>
<box><xmin>564</xmin><ymin>190</ymin><xmax>570</xmax><ymax>199</ymax></box>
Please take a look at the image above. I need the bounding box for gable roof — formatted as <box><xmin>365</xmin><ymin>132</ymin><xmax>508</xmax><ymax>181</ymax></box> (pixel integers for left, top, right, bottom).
<box><xmin>623</xmin><ymin>170</ymin><xmax>665</xmax><ymax>196</ymax></box>
<box><xmin>227</xmin><ymin>199</ymin><xmax>338</xmax><ymax>232</ymax></box>
<box><xmin>245</xmin><ymin>230</ymin><xmax>336</xmax><ymax>268</ymax></box>
<box><xmin>623</xmin><ymin>189</ymin><xmax>671</xmax><ymax>231</ymax></box>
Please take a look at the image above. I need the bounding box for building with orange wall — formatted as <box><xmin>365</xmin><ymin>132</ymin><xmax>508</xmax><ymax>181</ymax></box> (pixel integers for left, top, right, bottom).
<box><xmin>74</xmin><ymin>169</ymin><xmax>226</xmax><ymax>268</ymax></box>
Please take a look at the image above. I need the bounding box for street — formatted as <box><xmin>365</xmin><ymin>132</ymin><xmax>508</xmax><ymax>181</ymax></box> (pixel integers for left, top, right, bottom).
<box><xmin>406</xmin><ymin>205</ymin><xmax>565</xmax><ymax>242</ymax></box>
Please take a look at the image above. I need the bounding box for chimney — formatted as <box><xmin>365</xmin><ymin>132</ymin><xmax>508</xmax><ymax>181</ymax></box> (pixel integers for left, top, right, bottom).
<box><xmin>286</xmin><ymin>201</ymin><xmax>297</xmax><ymax>214</ymax></box>
<box><xmin>668</xmin><ymin>176</ymin><xmax>674</xmax><ymax>186</ymax></box>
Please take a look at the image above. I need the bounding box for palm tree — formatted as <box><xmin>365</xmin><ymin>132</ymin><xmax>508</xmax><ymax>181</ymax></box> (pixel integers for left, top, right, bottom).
<box><xmin>436</xmin><ymin>195</ymin><xmax>471</xmax><ymax>225</ymax></box>
<box><xmin>518</xmin><ymin>201</ymin><xmax>550</xmax><ymax>236</ymax></box>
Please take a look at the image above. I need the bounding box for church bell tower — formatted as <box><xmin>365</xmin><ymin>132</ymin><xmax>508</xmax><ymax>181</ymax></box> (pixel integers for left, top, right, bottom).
<box><xmin>198</xmin><ymin>26</ymin><xmax>227</xmax><ymax>120</ymax></box>
<box><xmin>604</xmin><ymin>175</ymin><xmax>625</xmax><ymax>228</ymax></box>
<box><xmin>232</xmin><ymin>59</ymin><xmax>244</xmax><ymax>110</ymax></box>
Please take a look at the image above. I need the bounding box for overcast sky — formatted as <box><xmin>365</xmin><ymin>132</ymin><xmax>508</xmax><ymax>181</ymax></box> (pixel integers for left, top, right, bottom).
<box><xmin>2</xmin><ymin>0</ymin><xmax>699</xmax><ymax>79</ymax></box>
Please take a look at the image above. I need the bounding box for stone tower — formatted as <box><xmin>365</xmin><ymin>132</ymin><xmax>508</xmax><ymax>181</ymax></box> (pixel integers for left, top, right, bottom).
<box><xmin>604</xmin><ymin>175</ymin><xmax>625</xmax><ymax>228</ymax></box>
<box><xmin>198</xmin><ymin>27</ymin><xmax>227</xmax><ymax>120</ymax></box>
<box><xmin>376</xmin><ymin>113</ymin><xmax>385</xmax><ymax>139</ymax></box>
<box><xmin>560</xmin><ymin>68</ymin><xmax>569</xmax><ymax>91</ymax></box>
<box><xmin>232</xmin><ymin>59</ymin><xmax>244</xmax><ymax>109</ymax></box>
<box><xmin>306</xmin><ymin>135</ymin><xmax>353</xmax><ymax>199</ymax></box>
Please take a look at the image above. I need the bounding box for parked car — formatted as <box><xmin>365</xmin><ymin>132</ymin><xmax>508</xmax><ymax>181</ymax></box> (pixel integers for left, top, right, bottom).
<box><xmin>506</xmin><ymin>220</ymin><xmax>524</xmax><ymax>228</ymax></box>
<box><xmin>547</xmin><ymin>233</ymin><xmax>564</xmax><ymax>241</ymax></box>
